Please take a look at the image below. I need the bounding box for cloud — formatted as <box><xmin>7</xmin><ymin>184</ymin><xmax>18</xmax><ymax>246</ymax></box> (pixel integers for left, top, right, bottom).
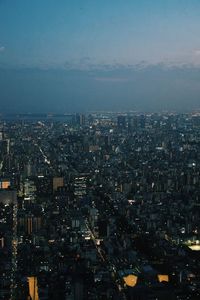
<box><xmin>194</xmin><ymin>49</ymin><xmax>200</xmax><ymax>56</ymax></box>
<box><xmin>94</xmin><ymin>77</ymin><xmax>130</xmax><ymax>83</ymax></box>
<box><xmin>0</xmin><ymin>46</ymin><xmax>5</xmax><ymax>52</ymax></box>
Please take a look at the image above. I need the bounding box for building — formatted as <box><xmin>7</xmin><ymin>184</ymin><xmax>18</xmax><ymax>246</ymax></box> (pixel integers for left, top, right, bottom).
<box><xmin>53</xmin><ymin>177</ymin><xmax>64</xmax><ymax>192</ymax></box>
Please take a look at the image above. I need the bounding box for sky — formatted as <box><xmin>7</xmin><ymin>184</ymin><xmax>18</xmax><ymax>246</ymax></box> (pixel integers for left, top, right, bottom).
<box><xmin>0</xmin><ymin>0</ymin><xmax>200</xmax><ymax>113</ymax></box>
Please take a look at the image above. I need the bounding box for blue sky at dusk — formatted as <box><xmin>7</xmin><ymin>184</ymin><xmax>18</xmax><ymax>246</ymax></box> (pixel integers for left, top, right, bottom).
<box><xmin>0</xmin><ymin>0</ymin><xmax>200</xmax><ymax>112</ymax></box>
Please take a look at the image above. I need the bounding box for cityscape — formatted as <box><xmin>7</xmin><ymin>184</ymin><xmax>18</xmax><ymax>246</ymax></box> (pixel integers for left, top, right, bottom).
<box><xmin>1</xmin><ymin>1</ymin><xmax>200</xmax><ymax>299</ymax></box>
<box><xmin>0</xmin><ymin>112</ymin><xmax>200</xmax><ymax>299</ymax></box>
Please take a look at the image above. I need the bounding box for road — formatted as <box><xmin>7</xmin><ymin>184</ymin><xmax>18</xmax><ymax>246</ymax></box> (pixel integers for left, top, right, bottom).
<box><xmin>10</xmin><ymin>203</ymin><xmax>18</xmax><ymax>299</ymax></box>
<box><xmin>85</xmin><ymin>219</ymin><xmax>127</xmax><ymax>299</ymax></box>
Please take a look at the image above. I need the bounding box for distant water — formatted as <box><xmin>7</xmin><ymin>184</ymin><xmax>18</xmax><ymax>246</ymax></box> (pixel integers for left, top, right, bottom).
<box><xmin>0</xmin><ymin>113</ymin><xmax>74</xmax><ymax>122</ymax></box>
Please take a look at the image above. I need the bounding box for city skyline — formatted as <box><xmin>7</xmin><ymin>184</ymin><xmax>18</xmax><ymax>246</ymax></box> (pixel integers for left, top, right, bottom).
<box><xmin>1</xmin><ymin>112</ymin><xmax>200</xmax><ymax>299</ymax></box>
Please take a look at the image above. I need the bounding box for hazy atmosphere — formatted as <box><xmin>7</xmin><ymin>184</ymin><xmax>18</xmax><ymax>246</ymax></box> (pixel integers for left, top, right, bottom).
<box><xmin>1</xmin><ymin>0</ymin><xmax>200</xmax><ymax>112</ymax></box>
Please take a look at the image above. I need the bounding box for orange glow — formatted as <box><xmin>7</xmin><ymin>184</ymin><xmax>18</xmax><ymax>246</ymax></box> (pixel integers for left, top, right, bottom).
<box><xmin>158</xmin><ymin>275</ymin><xmax>169</xmax><ymax>282</ymax></box>
<box><xmin>27</xmin><ymin>277</ymin><xmax>39</xmax><ymax>300</ymax></box>
<box><xmin>28</xmin><ymin>218</ymin><xmax>33</xmax><ymax>235</ymax></box>
<box><xmin>123</xmin><ymin>275</ymin><xmax>138</xmax><ymax>287</ymax></box>
<box><xmin>1</xmin><ymin>181</ymin><xmax>10</xmax><ymax>189</ymax></box>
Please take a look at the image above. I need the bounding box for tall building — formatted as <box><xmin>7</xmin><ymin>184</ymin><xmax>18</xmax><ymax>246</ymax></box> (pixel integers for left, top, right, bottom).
<box><xmin>19</xmin><ymin>215</ymin><xmax>42</xmax><ymax>235</ymax></box>
<box><xmin>75</xmin><ymin>114</ymin><xmax>86</xmax><ymax>126</ymax></box>
<box><xmin>0</xmin><ymin>190</ymin><xmax>17</xmax><ymax>205</ymax></box>
<box><xmin>117</xmin><ymin>115</ymin><xmax>126</xmax><ymax>129</ymax></box>
<box><xmin>74</xmin><ymin>175</ymin><xmax>87</xmax><ymax>198</ymax></box>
